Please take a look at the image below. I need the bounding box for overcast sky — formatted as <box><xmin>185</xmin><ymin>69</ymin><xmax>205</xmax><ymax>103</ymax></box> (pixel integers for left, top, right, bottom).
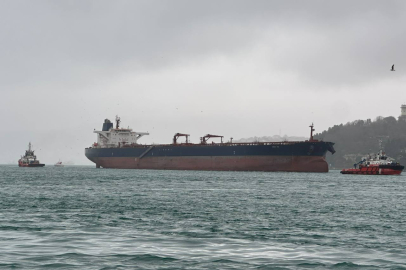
<box><xmin>1</xmin><ymin>0</ymin><xmax>406</xmax><ymax>165</ymax></box>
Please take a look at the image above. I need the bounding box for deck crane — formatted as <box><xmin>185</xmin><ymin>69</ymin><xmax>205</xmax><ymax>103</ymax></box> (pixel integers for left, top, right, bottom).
<box><xmin>201</xmin><ymin>134</ymin><xmax>224</xmax><ymax>144</ymax></box>
<box><xmin>173</xmin><ymin>133</ymin><xmax>190</xmax><ymax>144</ymax></box>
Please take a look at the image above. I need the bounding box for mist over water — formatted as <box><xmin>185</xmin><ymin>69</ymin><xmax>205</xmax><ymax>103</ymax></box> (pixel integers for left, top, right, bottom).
<box><xmin>1</xmin><ymin>165</ymin><xmax>406</xmax><ymax>269</ymax></box>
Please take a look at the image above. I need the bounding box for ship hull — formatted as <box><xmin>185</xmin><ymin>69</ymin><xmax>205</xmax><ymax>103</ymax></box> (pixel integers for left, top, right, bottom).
<box><xmin>341</xmin><ymin>166</ymin><xmax>403</xmax><ymax>175</ymax></box>
<box><xmin>88</xmin><ymin>155</ymin><xmax>328</xmax><ymax>172</ymax></box>
<box><xmin>85</xmin><ymin>142</ymin><xmax>334</xmax><ymax>172</ymax></box>
<box><xmin>18</xmin><ymin>163</ymin><xmax>45</xmax><ymax>167</ymax></box>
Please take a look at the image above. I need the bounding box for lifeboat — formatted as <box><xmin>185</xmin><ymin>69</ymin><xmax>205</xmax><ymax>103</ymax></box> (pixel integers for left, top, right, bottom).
<box><xmin>341</xmin><ymin>151</ymin><xmax>404</xmax><ymax>175</ymax></box>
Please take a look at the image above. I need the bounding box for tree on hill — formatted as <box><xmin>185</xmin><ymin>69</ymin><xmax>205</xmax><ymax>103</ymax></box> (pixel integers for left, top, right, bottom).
<box><xmin>315</xmin><ymin>116</ymin><xmax>406</xmax><ymax>169</ymax></box>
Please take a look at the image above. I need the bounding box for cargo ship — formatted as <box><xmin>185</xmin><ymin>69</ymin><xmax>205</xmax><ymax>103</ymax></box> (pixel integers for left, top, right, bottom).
<box><xmin>18</xmin><ymin>142</ymin><xmax>45</xmax><ymax>167</ymax></box>
<box><xmin>341</xmin><ymin>151</ymin><xmax>404</xmax><ymax>175</ymax></box>
<box><xmin>85</xmin><ymin>117</ymin><xmax>335</xmax><ymax>172</ymax></box>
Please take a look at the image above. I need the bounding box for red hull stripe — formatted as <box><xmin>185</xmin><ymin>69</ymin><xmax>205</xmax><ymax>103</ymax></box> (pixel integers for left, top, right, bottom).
<box><xmin>88</xmin><ymin>156</ymin><xmax>329</xmax><ymax>172</ymax></box>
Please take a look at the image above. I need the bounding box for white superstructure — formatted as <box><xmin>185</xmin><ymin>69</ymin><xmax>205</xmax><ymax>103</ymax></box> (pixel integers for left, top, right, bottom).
<box><xmin>93</xmin><ymin>116</ymin><xmax>149</xmax><ymax>148</ymax></box>
<box><xmin>20</xmin><ymin>142</ymin><xmax>37</xmax><ymax>163</ymax></box>
<box><xmin>361</xmin><ymin>150</ymin><xmax>395</xmax><ymax>166</ymax></box>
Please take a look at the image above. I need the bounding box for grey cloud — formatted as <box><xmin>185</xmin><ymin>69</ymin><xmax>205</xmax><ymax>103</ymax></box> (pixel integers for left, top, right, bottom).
<box><xmin>2</xmin><ymin>1</ymin><xmax>405</xmax><ymax>91</ymax></box>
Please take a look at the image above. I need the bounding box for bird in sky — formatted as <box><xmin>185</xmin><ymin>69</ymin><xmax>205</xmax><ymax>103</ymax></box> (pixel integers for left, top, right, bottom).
<box><xmin>391</xmin><ymin>64</ymin><xmax>395</xmax><ymax>71</ymax></box>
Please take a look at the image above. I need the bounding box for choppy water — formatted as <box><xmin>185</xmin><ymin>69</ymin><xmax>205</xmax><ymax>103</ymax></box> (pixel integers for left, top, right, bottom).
<box><xmin>1</xmin><ymin>165</ymin><xmax>406</xmax><ymax>269</ymax></box>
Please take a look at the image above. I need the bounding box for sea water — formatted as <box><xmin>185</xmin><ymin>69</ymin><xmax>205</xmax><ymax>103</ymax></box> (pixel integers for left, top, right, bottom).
<box><xmin>1</xmin><ymin>165</ymin><xmax>406</xmax><ymax>269</ymax></box>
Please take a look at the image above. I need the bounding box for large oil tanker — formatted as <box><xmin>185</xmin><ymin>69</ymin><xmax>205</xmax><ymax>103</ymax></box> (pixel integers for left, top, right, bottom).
<box><xmin>85</xmin><ymin>117</ymin><xmax>335</xmax><ymax>172</ymax></box>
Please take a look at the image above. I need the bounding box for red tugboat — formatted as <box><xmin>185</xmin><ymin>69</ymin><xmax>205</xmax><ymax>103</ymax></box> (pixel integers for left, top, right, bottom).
<box><xmin>341</xmin><ymin>151</ymin><xmax>404</xmax><ymax>175</ymax></box>
<box><xmin>18</xmin><ymin>142</ymin><xmax>45</xmax><ymax>167</ymax></box>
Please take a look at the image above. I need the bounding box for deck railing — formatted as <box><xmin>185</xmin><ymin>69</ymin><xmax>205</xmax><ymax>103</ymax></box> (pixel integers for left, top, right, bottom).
<box><xmin>86</xmin><ymin>140</ymin><xmax>321</xmax><ymax>149</ymax></box>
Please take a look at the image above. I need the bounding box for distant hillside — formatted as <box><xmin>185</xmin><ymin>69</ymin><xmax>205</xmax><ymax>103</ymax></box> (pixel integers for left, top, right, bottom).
<box><xmin>315</xmin><ymin>116</ymin><xmax>406</xmax><ymax>169</ymax></box>
<box><xmin>235</xmin><ymin>135</ymin><xmax>307</xmax><ymax>143</ymax></box>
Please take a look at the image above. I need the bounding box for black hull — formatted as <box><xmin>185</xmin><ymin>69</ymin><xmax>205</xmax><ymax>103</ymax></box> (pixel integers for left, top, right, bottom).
<box><xmin>19</xmin><ymin>164</ymin><xmax>45</xmax><ymax>167</ymax></box>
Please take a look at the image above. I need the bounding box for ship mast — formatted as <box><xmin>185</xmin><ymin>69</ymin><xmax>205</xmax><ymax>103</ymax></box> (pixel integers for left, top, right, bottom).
<box><xmin>309</xmin><ymin>123</ymin><xmax>315</xmax><ymax>141</ymax></box>
<box><xmin>28</xmin><ymin>142</ymin><xmax>32</xmax><ymax>152</ymax></box>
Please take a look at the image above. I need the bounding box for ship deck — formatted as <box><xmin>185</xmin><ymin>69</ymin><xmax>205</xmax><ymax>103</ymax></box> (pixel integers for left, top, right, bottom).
<box><xmin>86</xmin><ymin>141</ymin><xmax>318</xmax><ymax>149</ymax></box>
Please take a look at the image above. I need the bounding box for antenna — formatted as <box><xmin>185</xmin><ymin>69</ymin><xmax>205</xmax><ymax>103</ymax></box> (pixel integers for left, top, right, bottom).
<box><xmin>115</xmin><ymin>115</ymin><xmax>121</xmax><ymax>129</ymax></box>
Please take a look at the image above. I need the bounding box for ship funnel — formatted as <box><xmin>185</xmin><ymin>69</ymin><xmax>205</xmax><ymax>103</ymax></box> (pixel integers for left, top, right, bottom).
<box><xmin>102</xmin><ymin>119</ymin><xmax>114</xmax><ymax>131</ymax></box>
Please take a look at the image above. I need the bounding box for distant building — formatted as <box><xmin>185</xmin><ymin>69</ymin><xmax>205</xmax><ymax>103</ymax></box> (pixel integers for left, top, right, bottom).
<box><xmin>401</xmin><ymin>104</ymin><xmax>406</xmax><ymax>116</ymax></box>
<box><xmin>399</xmin><ymin>104</ymin><xmax>406</xmax><ymax>121</ymax></box>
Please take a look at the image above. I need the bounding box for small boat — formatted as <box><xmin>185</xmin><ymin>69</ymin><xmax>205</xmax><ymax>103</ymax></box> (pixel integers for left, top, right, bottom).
<box><xmin>18</xmin><ymin>142</ymin><xmax>45</xmax><ymax>167</ymax></box>
<box><xmin>54</xmin><ymin>160</ymin><xmax>64</xmax><ymax>167</ymax></box>
<box><xmin>341</xmin><ymin>151</ymin><xmax>404</xmax><ymax>175</ymax></box>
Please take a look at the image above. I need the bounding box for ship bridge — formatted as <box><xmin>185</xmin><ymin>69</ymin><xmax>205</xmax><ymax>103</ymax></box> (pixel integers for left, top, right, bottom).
<box><xmin>93</xmin><ymin>117</ymin><xmax>149</xmax><ymax>148</ymax></box>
